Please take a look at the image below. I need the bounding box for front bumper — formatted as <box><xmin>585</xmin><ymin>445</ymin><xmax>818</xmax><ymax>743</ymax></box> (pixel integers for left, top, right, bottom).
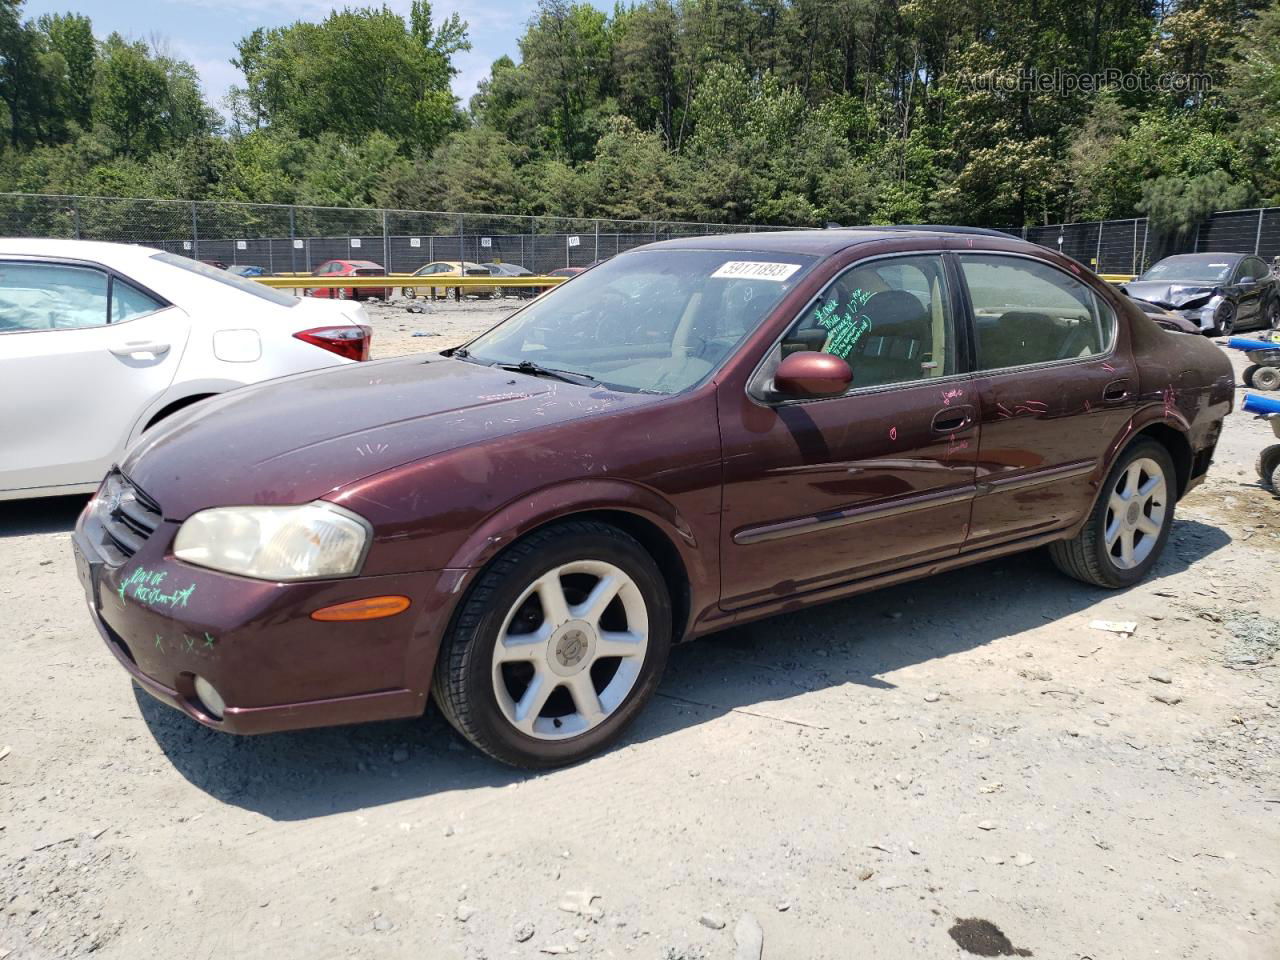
<box><xmin>72</xmin><ymin>494</ymin><xmax>456</xmax><ymax>735</ymax></box>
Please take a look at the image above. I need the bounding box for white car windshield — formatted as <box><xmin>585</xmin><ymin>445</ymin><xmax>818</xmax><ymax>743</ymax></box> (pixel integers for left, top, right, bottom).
<box><xmin>461</xmin><ymin>250</ymin><xmax>815</xmax><ymax>394</ymax></box>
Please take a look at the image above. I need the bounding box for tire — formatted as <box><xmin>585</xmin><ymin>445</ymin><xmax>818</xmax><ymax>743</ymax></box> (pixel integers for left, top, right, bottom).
<box><xmin>1243</xmin><ymin>364</ymin><xmax>1260</xmax><ymax>387</ymax></box>
<box><xmin>1253</xmin><ymin>366</ymin><xmax>1280</xmax><ymax>391</ymax></box>
<box><xmin>432</xmin><ymin>520</ymin><xmax>672</xmax><ymax>768</ymax></box>
<box><xmin>1049</xmin><ymin>439</ymin><xmax>1177</xmax><ymax>588</ymax></box>
<box><xmin>1212</xmin><ymin>303</ymin><xmax>1236</xmax><ymax>337</ymax></box>
<box><xmin>336</xmin><ymin>287</ymin><xmax>349</xmax><ymax>301</ymax></box>
<box><xmin>1258</xmin><ymin>444</ymin><xmax>1280</xmax><ymax>487</ymax></box>
<box><xmin>404</xmin><ymin>287</ymin><xmax>417</xmax><ymax>299</ymax></box>
<box><xmin>1266</xmin><ymin>299</ymin><xmax>1280</xmax><ymax>331</ymax></box>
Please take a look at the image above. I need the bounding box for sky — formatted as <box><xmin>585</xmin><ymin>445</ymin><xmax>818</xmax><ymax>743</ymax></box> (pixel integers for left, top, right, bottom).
<box><xmin>22</xmin><ymin>0</ymin><xmax>540</xmax><ymax>115</ymax></box>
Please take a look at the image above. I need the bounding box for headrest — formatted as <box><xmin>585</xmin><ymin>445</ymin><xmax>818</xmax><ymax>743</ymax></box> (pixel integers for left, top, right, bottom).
<box><xmin>864</xmin><ymin>289</ymin><xmax>930</xmax><ymax>339</ymax></box>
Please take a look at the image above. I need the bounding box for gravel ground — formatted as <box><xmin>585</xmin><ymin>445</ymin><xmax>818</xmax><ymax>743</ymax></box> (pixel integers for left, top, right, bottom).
<box><xmin>1</xmin><ymin>313</ymin><xmax>1278</xmax><ymax>960</ymax></box>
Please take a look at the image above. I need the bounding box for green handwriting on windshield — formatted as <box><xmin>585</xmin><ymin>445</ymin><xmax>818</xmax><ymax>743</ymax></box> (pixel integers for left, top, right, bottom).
<box><xmin>118</xmin><ymin>567</ymin><xmax>196</xmax><ymax>609</ymax></box>
<box><xmin>815</xmin><ymin>288</ymin><xmax>873</xmax><ymax>359</ymax></box>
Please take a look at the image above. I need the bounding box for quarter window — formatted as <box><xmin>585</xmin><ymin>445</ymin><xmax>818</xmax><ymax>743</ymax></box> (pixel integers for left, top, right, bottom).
<box><xmin>778</xmin><ymin>254</ymin><xmax>957</xmax><ymax>390</ymax></box>
<box><xmin>0</xmin><ymin>262</ymin><xmax>110</xmax><ymax>332</ymax></box>
<box><xmin>111</xmin><ymin>278</ymin><xmax>164</xmax><ymax>322</ymax></box>
<box><xmin>960</xmin><ymin>255</ymin><xmax>1116</xmax><ymax>370</ymax></box>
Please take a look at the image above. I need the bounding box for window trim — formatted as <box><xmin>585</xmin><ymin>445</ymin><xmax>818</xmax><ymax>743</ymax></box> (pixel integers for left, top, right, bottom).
<box><xmin>953</xmin><ymin>250</ymin><xmax>1119</xmax><ymax>376</ymax></box>
<box><xmin>746</xmin><ymin>249</ymin><xmax>974</xmax><ymax>407</ymax></box>
<box><xmin>0</xmin><ymin>255</ymin><xmax>172</xmax><ymax>337</ymax></box>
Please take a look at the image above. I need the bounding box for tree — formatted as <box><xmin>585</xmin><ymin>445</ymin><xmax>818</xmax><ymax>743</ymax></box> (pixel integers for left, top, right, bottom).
<box><xmin>227</xmin><ymin>5</ymin><xmax>469</xmax><ymax>150</ymax></box>
<box><xmin>380</xmin><ymin>128</ymin><xmax>527</xmax><ymax>212</ymax></box>
<box><xmin>38</xmin><ymin>12</ymin><xmax>95</xmax><ymax>131</ymax></box>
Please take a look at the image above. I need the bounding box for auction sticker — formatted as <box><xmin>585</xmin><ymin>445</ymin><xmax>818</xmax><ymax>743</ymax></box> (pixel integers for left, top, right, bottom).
<box><xmin>712</xmin><ymin>261</ymin><xmax>802</xmax><ymax>282</ymax></box>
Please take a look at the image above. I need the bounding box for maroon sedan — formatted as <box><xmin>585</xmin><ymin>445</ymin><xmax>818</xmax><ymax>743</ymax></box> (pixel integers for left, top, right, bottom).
<box><xmin>73</xmin><ymin>227</ymin><xmax>1233</xmax><ymax>767</ymax></box>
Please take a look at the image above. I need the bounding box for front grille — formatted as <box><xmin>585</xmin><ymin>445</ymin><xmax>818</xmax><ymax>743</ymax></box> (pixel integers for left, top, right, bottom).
<box><xmin>97</xmin><ymin>470</ymin><xmax>162</xmax><ymax>563</ymax></box>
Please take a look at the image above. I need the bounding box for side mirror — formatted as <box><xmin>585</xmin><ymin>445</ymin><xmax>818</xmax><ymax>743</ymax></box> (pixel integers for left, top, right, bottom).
<box><xmin>773</xmin><ymin>351</ymin><xmax>852</xmax><ymax>398</ymax></box>
<box><xmin>1240</xmin><ymin>276</ymin><xmax>1258</xmax><ymax>285</ymax></box>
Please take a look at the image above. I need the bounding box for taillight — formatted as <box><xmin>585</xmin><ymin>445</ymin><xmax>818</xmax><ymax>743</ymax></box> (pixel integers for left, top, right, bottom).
<box><xmin>293</xmin><ymin>325</ymin><xmax>372</xmax><ymax>361</ymax></box>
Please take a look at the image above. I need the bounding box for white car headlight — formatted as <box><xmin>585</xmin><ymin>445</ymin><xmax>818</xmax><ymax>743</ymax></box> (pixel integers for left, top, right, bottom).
<box><xmin>173</xmin><ymin>502</ymin><xmax>371</xmax><ymax>580</ymax></box>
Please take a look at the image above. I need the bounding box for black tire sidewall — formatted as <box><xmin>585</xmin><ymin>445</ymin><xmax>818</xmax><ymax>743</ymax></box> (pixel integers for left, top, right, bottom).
<box><xmin>1088</xmin><ymin>441</ymin><xmax>1177</xmax><ymax>587</ymax></box>
<box><xmin>451</xmin><ymin>528</ymin><xmax>672</xmax><ymax>768</ymax></box>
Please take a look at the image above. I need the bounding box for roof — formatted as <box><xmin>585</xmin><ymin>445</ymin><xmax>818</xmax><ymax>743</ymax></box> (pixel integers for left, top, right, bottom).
<box><xmin>1155</xmin><ymin>252</ymin><xmax>1245</xmax><ymax>262</ymax></box>
<box><xmin>0</xmin><ymin>237</ymin><xmax>166</xmax><ymax>263</ymax></box>
<box><xmin>642</xmin><ymin>226</ymin><xmax>1036</xmax><ymax>257</ymax></box>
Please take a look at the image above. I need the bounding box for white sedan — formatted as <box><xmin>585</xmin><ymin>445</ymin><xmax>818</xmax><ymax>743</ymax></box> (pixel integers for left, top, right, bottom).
<box><xmin>1</xmin><ymin>239</ymin><xmax>372</xmax><ymax>501</ymax></box>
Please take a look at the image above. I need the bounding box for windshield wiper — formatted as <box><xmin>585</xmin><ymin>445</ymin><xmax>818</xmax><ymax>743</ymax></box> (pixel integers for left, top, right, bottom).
<box><xmin>498</xmin><ymin>360</ymin><xmax>598</xmax><ymax>386</ymax></box>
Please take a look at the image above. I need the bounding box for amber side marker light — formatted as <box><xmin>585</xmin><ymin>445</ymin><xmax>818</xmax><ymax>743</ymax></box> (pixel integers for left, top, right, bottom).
<box><xmin>311</xmin><ymin>595</ymin><xmax>411</xmax><ymax>621</ymax></box>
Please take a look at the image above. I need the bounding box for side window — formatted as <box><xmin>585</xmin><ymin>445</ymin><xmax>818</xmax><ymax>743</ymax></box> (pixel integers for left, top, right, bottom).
<box><xmin>110</xmin><ymin>279</ymin><xmax>164</xmax><ymax>323</ymax></box>
<box><xmin>1244</xmin><ymin>257</ymin><xmax>1268</xmax><ymax>281</ymax></box>
<box><xmin>0</xmin><ymin>262</ymin><xmax>109</xmax><ymax>332</ymax></box>
<box><xmin>779</xmin><ymin>254</ymin><xmax>956</xmax><ymax>390</ymax></box>
<box><xmin>960</xmin><ymin>255</ymin><xmax>1116</xmax><ymax>370</ymax></box>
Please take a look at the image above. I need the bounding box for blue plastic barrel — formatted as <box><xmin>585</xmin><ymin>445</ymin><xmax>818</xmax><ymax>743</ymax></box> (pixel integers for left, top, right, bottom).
<box><xmin>1226</xmin><ymin>336</ymin><xmax>1280</xmax><ymax>351</ymax></box>
<box><xmin>1242</xmin><ymin>392</ymin><xmax>1280</xmax><ymax>415</ymax></box>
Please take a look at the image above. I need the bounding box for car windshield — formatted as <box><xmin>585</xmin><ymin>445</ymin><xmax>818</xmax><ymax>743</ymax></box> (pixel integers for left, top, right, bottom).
<box><xmin>462</xmin><ymin>249</ymin><xmax>816</xmax><ymax>394</ymax></box>
<box><xmin>1140</xmin><ymin>258</ymin><xmax>1234</xmax><ymax>284</ymax></box>
<box><xmin>153</xmin><ymin>252</ymin><xmax>297</xmax><ymax>306</ymax></box>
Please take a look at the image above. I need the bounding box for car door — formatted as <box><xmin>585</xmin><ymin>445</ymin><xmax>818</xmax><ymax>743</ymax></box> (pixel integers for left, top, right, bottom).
<box><xmin>0</xmin><ymin>260</ymin><xmax>191</xmax><ymax>493</ymax></box>
<box><xmin>1231</xmin><ymin>257</ymin><xmax>1264</xmax><ymax>326</ymax></box>
<box><xmin>955</xmin><ymin>252</ymin><xmax>1134</xmax><ymax>549</ymax></box>
<box><xmin>718</xmin><ymin>252</ymin><xmax>979</xmax><ymax>611</ymax></box>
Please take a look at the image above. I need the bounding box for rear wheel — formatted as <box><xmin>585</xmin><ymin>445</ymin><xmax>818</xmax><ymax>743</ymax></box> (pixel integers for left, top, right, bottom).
<box><xmin>1257</xmin><ymin>444</ymin><xmax>1280</xmax><ymax>488</ymax></box>
<box><xmin>432</xmin><ymin>521</ymin><xmax>672</xmax><ymax>768</ymax></box>
<box><xmin>1243</xmin><ymin>363</ymin><xmax>1260</xmax><ymax>387</ymax></box>
<box><xmin>1253</xmin><ymin>366</ymin><xmax>1280</xmax><ymax>391</ymax></box>
<box><xmin>336</xmin><ymin>287</ymin><xmax>349</xmax><ymax>301</ymax></box>
<box><xmin>1049</xmin><ymin>440</ymin><xmax>1176</xmax><ymax>588</ymax></box>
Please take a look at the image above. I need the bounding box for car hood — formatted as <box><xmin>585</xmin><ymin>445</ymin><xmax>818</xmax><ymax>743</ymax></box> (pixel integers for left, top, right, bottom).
<box><xmin>122</xmin><ymin>355</ymin><xmax>653</xmax><ymax>519</ymax></box>
<box><xmin>1123</xmin><ymin>281</ymin><xmax>1220</xmax><ymax>309</ymax></box>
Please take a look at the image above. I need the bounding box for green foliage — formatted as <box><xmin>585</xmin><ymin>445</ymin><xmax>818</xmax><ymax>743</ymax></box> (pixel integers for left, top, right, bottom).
<box><xmin>227</xmin><ymin>4</ymin><xmax>468</xmax><ymax>149</ymax></box>
<box><xmin>3</xmin><ymin>0</ymin><xmax>1280</xmax><ymax>236</ymax></box>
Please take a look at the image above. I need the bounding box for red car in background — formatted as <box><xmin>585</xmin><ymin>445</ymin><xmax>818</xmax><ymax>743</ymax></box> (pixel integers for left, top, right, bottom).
<box><xmin>308</xmin><ymin>259</ymin><xmax>390</xmax><ymax>301</ymax></box>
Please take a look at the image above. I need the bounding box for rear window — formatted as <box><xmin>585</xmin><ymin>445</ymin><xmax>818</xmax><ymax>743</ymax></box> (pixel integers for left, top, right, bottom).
<box><xmin>152</xmin><ymin>252</ymin><xmax>298</xmax><ymax>307</ymax></box>
<box><xmin>354</xmin><ymin>268</ymin><xmax>385</xmax><ymax>276</ymax></box>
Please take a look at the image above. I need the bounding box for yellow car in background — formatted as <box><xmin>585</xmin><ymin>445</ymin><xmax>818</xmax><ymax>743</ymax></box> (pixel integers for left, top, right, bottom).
<box><xmin>404</xmin><ymin>261</ymin><xmax>497</xmax><ymax>300</ymax></box>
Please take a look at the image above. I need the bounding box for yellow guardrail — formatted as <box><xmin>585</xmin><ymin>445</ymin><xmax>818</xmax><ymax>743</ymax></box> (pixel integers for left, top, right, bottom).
<box><xmin>1098</xmin><ymin>274</ymin><xmax>1136</xmax><ymax>284</ymax></box>
<box><xmin>254</xmin><ymin>274</ymin><xmax>567</xmax><ymax>290</ymax></box>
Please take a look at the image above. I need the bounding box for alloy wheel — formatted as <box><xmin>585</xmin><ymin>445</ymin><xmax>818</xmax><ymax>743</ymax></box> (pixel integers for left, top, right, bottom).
<box><xmin>491</xmin><ymin>560</ymin><xmax>649</xmax><ymax>740</ymax></box>
<box><xmin>1104</xmin><ymin>457</ymin><xmax>1168</xmax><ymax>570</ymax></box>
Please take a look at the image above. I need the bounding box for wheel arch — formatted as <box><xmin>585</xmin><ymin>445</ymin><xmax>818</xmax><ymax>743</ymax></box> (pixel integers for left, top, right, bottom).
<box><xmin>442</xmin><ymin>482</ymin><xmax>703</xmax><ymax>644</ymax></box>
<box><xmin>1129</xmin><ymin>421</ymin><xmax>1193</xmax><ymax>498</ymax></box>
<box><xmin>142</xmin><ymin>392</ymin><xmax>218</xmax><ymax>432</ymax></box>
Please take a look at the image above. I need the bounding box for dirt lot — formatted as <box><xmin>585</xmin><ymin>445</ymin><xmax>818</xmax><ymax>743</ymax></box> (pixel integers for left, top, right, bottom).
<box><xmin>2</xmin><ymin>301</ymin><xmax>1278</xmax><ymax>960</ymax></box>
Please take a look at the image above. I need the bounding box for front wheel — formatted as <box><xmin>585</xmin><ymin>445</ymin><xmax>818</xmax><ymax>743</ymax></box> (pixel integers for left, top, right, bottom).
<box><xmin>1211</xmin><ymin>303</ymin><xmax>1235</xmax><ymax>337</ymax></box>
<box><xmin>1049</xmin><ymin>440</ymin><xmax>1176</xmax><ymax>588</ymax></box>
<box><xmin>432</xmin><ymin>521</ymin><xmax>672</xmax><ymax>768</ymax></box>
<box><xmin>1253</xmin><ymin>366</ymin><xmax>1280</xmax><ymax>391</ymax></box>
<box><xmin>1266</xmin><ymin>299</ymin><xmax>1280</xmax><ymax>331</ymax></box>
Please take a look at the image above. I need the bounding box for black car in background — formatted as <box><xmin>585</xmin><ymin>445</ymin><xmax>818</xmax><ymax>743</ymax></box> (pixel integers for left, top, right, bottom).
<box><xmin>1122</xmin><ymin>252</ymin><xmax>1280</xmax><ymax>336</ymax></box>
<box><xmin>481</xmin><ymin>261</ymin><xmax>538</xmax><ymax>298</ymax></box>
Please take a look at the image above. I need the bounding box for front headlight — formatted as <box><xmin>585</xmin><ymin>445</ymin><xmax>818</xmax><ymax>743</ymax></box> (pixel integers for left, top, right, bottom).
<box><xmin>173</xmin><ymin>501</ymin><xmax>371</xmax><ymax>580</ymax></box>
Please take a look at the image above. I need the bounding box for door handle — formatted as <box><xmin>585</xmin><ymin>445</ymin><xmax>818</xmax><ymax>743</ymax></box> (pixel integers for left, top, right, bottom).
<box><xmin>932</xmin><ymin>405</ymin><xmax>973</xmax><ymax>433</ymax></box>
<box><xmin>1102</xmin><ymin>378</ymin><xmax>1131</xmax><ymax>402</ymax></box>
<box><xmin>110</xmin><ymin>341</ymin><xmax>170</xmax><ymax>359</ymax></box>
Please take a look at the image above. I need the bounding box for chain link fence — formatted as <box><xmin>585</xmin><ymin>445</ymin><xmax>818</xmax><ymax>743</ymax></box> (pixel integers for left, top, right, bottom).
<box><xmin>7</xmin><ymin>193</ymin><xmax>1280</xmax><ymax>279</ymax></box>
<box><xmin>0</xmin><ymin>193</ymin><xmax>775</xmax><ymax>275</ymax></box>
